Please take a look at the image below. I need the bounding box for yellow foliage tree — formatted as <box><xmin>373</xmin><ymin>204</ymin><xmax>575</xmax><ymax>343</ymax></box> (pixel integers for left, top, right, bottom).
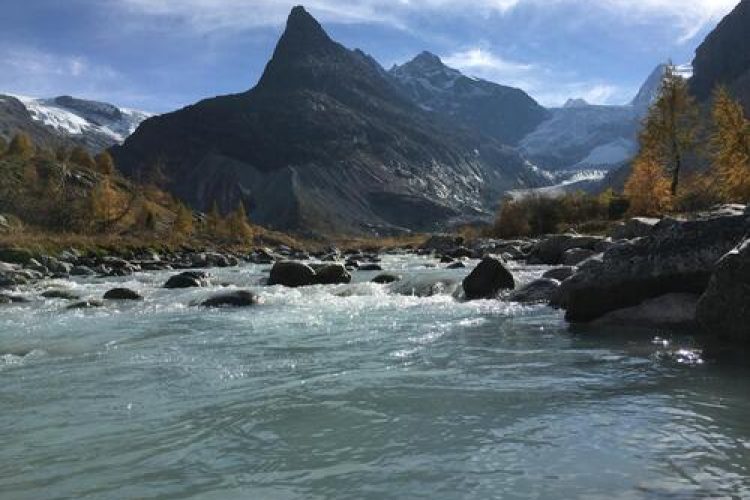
<box><xmin>226</xmin><ymin>200</ymin><xmax>254</xmax><ymax>243</ymax></box>
<box><xmin>205</xmin><ymin>201</ymin><xmax>226</xmax><ymax>240</ymax></box>
<box><xmin>624</xmin><ymin>156</ymin><xmax>673</xmax><ymax>216</ymax></box>
<box><xmin>90</xmin><ymin>176</ymin><xmax>120</xmax><ymax>232</ymax></box>
<box><xmin>710</xmin><ymin>86</ymin><xmax>750</xmax><ymax>202</ymax></box>
<box><xmin>70</xmin><ymin>146</ymin><xmax>96</xmax><ymax>169</ymax></box>
<box><xmin>172</xmin><ymin>202</ymin><xmax>194</xmax><ymax>238</ymax></box>
<box><xmin>7</xmin><ymin>132</ymin><xmax>34</xmax><ymax>159</ymax></box>
<box><xmin>95</xmin><ymin>151</ymin><xmax>116</xmax><ymax>176</ymax></box>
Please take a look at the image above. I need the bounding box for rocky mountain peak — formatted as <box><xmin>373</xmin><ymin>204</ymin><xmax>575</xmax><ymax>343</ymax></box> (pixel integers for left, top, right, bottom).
<box><xmin>631</xmin><ymin>63</ymin><xmax>667</xmax><ymax>110</ymax></box>
<box><xmin>563</xmin><ymin>98</ymin><xmax>590</xmax><ymax>109</ymax></box>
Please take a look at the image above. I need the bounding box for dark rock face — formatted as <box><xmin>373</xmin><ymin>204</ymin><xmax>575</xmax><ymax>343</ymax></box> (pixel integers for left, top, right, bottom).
<box><xmin>463</xmin><ymin>256</ymin><xmax>515</xmax><ymax>300</ymax></box>
<box><xmin>111</xmin><ymin>7</ymin><xmax>545</xmax><ymax>235</ymax></box>
<box><xmin>269</xmin><ymin>261</ymin><xmax>317</xmax><ymax>287</ymax></box>
<box><xmin>508</xmin><ymin>278</ymin><xmax>560</xmax><ymax>304</ymax></box>
<box><xmin>164</xmin><ymin>271</ymin><xmax>210</xmax><ymax>289</ymax></box>
<box><xmin>201</xmin><ymin>290</ymin><xmax>259</xmax><ymax>308</ymax></box>
<box><xmin>557</xmin><ymin>207</ymin><xmax>749</xmax><ymax>322</ymax></box>
<box><xmin>390</xmin><ymin>51</ymin><xmax>549</xmax><ymax>145</ymax></box>
<box><xmin>103</xmin><ymin>288</ymin><xmax>143</xmax><ymax>300</ymax></box>
<box><xmin>696</xmin><ymin>238</ymin><xmax>750</xmax><ymax>342</ymax></box>
<box><xmin>690</xmin><ymin>0</ymin><xmax>750</xmax><ymax>112</ymax></box>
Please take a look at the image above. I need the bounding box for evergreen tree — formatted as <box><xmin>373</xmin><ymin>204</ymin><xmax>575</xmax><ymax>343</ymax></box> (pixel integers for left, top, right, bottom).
<box><xmin>172</xmin><ymin>202</ymin><xmax>194</xmax><ymax>238</ymax></box>
<box><xmin>710</xmin><ymin>86</ymin><xmax>750</xmax><ymax>202</ymax></box>
<box><xmin>7</xmin><ymin>132</ymin><xmax>34</xmax><ymax>159</ymax></box>
<box><xmin>227</xmin><ymin>200</ymin><xmax>253</xmax><ymax>242</ymax></box>
<box><xmin>70</xmin><ymin>146</ymin><xmax>96</xmax><ymax>170</ymax></box>
<box><xmin>95</xmin><ymin>151</ymin><xmax>116</xmax><ymax>176</ymax></box>
<box><xmin>624</xmin><ymin>156</ymin><xmax>673</xmax><ymax>216</ymax></box>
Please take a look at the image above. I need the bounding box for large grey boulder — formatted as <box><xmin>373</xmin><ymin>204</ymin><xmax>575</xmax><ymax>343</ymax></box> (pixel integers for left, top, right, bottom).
<box><xmin>611</xmin><ymin>217</ymin><xmax>660</xmax><ymax>240</ymax></box>
<box><xmin>556</xmin><ymin>206</ymin><xmax>748</xmax><ymax>322</ymax></box>
<box><xmin>562</xmin><ymin>248</ymin><xmax>597</xmax><ymax>266</ymax></box>
<box><xmin>421</xmin><ymin>234</ymin><xmax>464</xmax><ymax>253</ymax></box>
<box><xmin>314</xmin><ymin>264</ymin><xmax>351</xmax><ymax>285</ymax></box>
<box><xmin>103</xmin><ymin>288</ymin><xmax>143</xmax><ymax>300</ymax></box>
<box><xmin>268</xmin><ymin>261</ymin><xmax>317</xmax><ymax>287</ymax></box>
<box><xmin>696</xmin><ymin>238</ymin><xmax>750</xmax><ymax>342</ymax></box>
<box><xmin>463</xmin><ymin>256</ymin><xmax>515</xmax><ymax>300</ymax></box>
<box><xmin>527</xmin><ymin>235</ymin><xmax>604</xmax><ymax>265</ymax></box>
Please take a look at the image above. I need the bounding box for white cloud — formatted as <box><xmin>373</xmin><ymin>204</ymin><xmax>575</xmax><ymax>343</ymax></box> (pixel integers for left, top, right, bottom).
<box><xmin>117</xmin><ymin>0</ymin><xmax>739</xmax><ymax>42</ymax></box>
<box><xmin>441</xmin><ymin>46</ymin><xmax>629</xmax><ymax>106</ymax></box>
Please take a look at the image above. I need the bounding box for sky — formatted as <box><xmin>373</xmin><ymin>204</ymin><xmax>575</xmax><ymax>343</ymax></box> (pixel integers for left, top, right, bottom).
<box><xmin>0</xmin><ymin>0</ymin><xmax>740</xmax><ymax>112</ymax></box>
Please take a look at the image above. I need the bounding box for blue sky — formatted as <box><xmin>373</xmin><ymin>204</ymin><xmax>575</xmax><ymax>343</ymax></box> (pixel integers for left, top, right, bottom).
<box><xmin>0</xmin><ymin>0</ymin><xmax>739</xmax><ymax>112</ymax></box>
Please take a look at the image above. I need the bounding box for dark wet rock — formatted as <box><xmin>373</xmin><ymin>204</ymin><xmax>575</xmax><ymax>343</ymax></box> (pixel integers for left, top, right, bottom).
<box><xmin>542</xmin><ymin>267</ymin><xmax>575</xmax><ymax>281</ymax></box>
<box><xmin>67</xmin><ymin>299</ymin><xmax>105</xmax><ymax>310</ymax></box>
<box><xmin>164</xmin><ymin>271</ymin><xmax>211</xmax><ymax>289</ymax></box>
<box><xmin>390</xmin><ymin>277</ymin><xmax>460</xmax><ymax>297</ymax></box>
<box><xmin>0</xmin><ymin>293</ymin><xmax>30</xmax><ymax>304</ymax></box>
<box><xmin>557</xmin><ymin>206</ymin><xmax>749</xmax><ymax>322</ymax></box>
<box><xmin>357</xmin><ymin>263</ymin><xmax>383</xmax><ymax>271</ymax></box>
<box><xmin>0</xmin><ymin>248</ymin><xmax>35</xmax><ymax>265</ymax></box>
<box><xmin>70</xmin><ymin>265</ymin><xmax>96</xmax><ymax>276</ymax></box>
<box><xmin>446</xmin><ymin>261</ymin><xmax>466</xmax><ymax>269</ymax></box>
<box><xmin>562</xmin><ymin>248</ymin><xmax>597</xmax><ymax>266</ymax></box>
<box><xmin>463</xmin><ymin>256</ymin><xmax>515</xmax><ymax>300</ymax></box>
<box><xmin>447</xmin><ymin>247</ymin><xmax>474</xmax><ymax>259</ymax></box>
<box><xmin>201</xmin><ymin>290</ymin><xmax>259</xmax><ymax>308</ymax></box>
<box><xmin>103</xmin><ymin>288</ymin><xmax>143</xmax><ymax>300</ymax></box>
<box><xmin>41</xmin><ymin>290</ymin><xmax>80</xmax><ymax>300</ymax></box>
<box><xmin>508</xmin><ymin>278</ymin><xmax>561</xmax><ymax>304</ymax></box>
<box><xmin>439</xmin><ymin>256</ymin><xmax>454</xmax><ymax>263</ymax></box>
<box><xmin>268</xmin><ymin>261</ymin><xmax>317</xmax><ymax>287</ymax></box>
<box><xmin>314</xmin><ymin>264</ymin><xmax>352</xmax><ymax>285</ymax></box>
<box><xmin>610</xmin><ymin>217</ymin><xmax>660</xmax><ymax>240</ymax></box>
<box><xmin>696</xmin><ymin>238</ymin><xmax>750</xmax><ymax>342</ymax></box>
<box><xmin>249</xmin><ymin>248</ymin><xmax>279</xmax><ymax>264</ymax></box>
<box><xmin>528</xmin><ymin>235</ymin><xmax>604</xmax><ymax>265</ymax></box>
<box><xmin>592</xmin><ymin>293</ymin><xmax>699</xmax><ymax>329</ymax></box>
<box><xmin>372</xmin><ymin>273</ymin><xmax>402</xmax><ymax>284</ymax></box>
<box><xmin>39</xmin><ymin>256</ymin><xmax>72</xmax><ymax>274</ymax></box>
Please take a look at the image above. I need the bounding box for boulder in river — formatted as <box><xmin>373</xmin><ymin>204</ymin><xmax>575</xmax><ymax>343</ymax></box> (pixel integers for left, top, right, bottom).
<box><xmin>542</xmin><ymin>267</ymin><xmax>574</xmax><ymax>281</ymax></box>
<box><xmin>314</xmin><ymin>264</ymin><xmax>351</xmax><ymax>285</ymax></box>
<box><xmin>357</xmin><ymin>263</ymin><xmax>383</xmax><ymax>272</ymax></box>
<box><xmin>462</xmin><ymin>256</ymin><xmax>515</xmax><ymax>300</ymax></box>
<box><xmin>696</xmin><ymin>238</ymin><xmax>750</xmax><ymax>342</ymax></box>
<box><xmin>527</xmin><ymin>234</ymin><xmax>604</xmax><ymax>265</ymax></box>
<box><xmin>67</xmin><ymin>299</ymin><xmax>105</xmax><ymax>310</ymax></box>
<box><xmin>610</xmin><ymin>217</ymin><xmax>659</xmax><ymax>240</ymax></box>
<box><xmin>268</xmin><ymin>261</ymin><xmax>317</xmax><ymax>287</ymax></box>
<box><xmin>41</xmin><ymin>290</ymin><xmax>80</xmax><ymax>300</ymax></box>
<box><xmin>0</xmin><ymin>293</ymin><xmax>30</xmax><ymax>304</ymax></box>
<box><xmin>421</xmin><ymin>234</ymin><xmax>464</xmax><ymax>253</ymax></box>
<box><xmin>591</xmin><ymin>293</ymin><xmax>700</xmax><ymax>329</ymax></box>
<box><xmin>556</xmin><ymin>206</ymin><xmax>749</xmax><ymax>322</ymax></box>
<box><xmin>562</xmin><ymin>248</ymin><xmax>597</xmax><ymax>266</ymax></box>
<box><xmin>372</xmin><ymin>273</ymin><xmax>401</xmax><ymax>284</ymax></box>
<box><xmin>164</xmin><ymin>271</ymin><xmax>211</xmax><ymax>289</ymax></box>
<box><xmin>446</xmin><ymin>261</ymin><xmax>466</xmax><ymax>269</ymax></box>
<box><xmin>103</xmin><ymin>288</ymin><xmax>144</xmax><ymax>300</ymax></box>
<box><xmin>201</xmin><ymin>290</ymin><xmax>259</xmax><ymax>308</ymax></box>
<box><xmin>508</xmin><ymin>278</ymin><xmax>561</xmax><ymax>304</ymax></box>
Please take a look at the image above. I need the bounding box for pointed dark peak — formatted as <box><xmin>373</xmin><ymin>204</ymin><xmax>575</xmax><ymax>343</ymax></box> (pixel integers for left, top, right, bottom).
<box><xmin>413</xmin><ymin>51</ymin><xmax>444</xmax><ymax>66</ymax></box>
<box><xmin>273</xmin><ymin>5</ymin><xmax>335</xmax><ymax>59</ymax></box>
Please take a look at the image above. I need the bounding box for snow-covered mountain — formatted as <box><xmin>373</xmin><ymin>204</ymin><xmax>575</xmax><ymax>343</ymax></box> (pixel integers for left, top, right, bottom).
<box><xmin>390</xmin><ymin>52</ymin><xmax>549</xmax><ymax>145</ymax></box>
<box><xmin>1</xmin><ymin>94</ymin><xmax>151</xmax><ymax>151</ymax></box>
<box><xmin>519</xmin><ymin>64</ymin><xmax>672</xmax><ymax>173</ymax></box>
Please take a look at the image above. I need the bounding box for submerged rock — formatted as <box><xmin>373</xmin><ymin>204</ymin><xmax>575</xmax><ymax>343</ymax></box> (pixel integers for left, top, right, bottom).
<box><xmin>201</xmin><ymin>290</ymin><xmax>259</xmax><ymax>308</ymax></box>
<box><xmin>67</xmin><ymin>299</ymin><xmax>105</xmax><ymax>310</ymax></box>
<box><xmin>462</xmin><ymin>256</ymin><xmax>515</xmax><ymax>300</ymax></box>
<box><xmin>41</xmin><ymin>290</ymin><xmax>80</xmax><ymax>300</ymax></box>
<box><xmin>0</xmin><ymin>293</ymin><xmax>30</xmax><ymax>304</ymax></box>
<box><xmin>357</xmin><ymin>263</ymin><xmax>383</xmax><ymax>271</ymax></box>
<box><xmin>508</xmin><ymin>278</ymin><xmax>560</xmax><ymax>304</ymax></box>
<box><xmin>591</xmin><ymin>293</ymin><xmax>699</xmax><ymax>329</ymax></box>
<box><xmin>696</xmin><ymin>238</ymin><xmax>750</xmax><ymax>342</ymax></box>
<box><xmin>164</xmin><ymin>271</ymin><xmax>211</xmax><ymax>289</ymax></box>
<box><xmin>103</xmin><ymin>288</ymin><xmax>143</xmax><ymax>300</ymax></box>
<box><xmin>557</xmin><ymin>206</ymin><xmax>748</xmax><ymax>322</ymax></box>
<box><xmin>268</xmin><ymin>261</ymin><xmax>317</xmax><ymax>287</ymax></box>
<box><xmin>372</xmin><ymin>273</ymin><xmax>401</xmax><ymax>284</ymax></box>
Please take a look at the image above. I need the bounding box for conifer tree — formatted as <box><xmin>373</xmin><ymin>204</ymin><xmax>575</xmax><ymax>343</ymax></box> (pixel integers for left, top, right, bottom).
<box><xmin>639</xmin><ymin>64</ymin><xmax>699</xmax><ymax>196</ymax></box>
<box><xmin>205</xmin><ymin>201</ymin><xmax>225</xmax><ymax>239</ymax></box>
<box><xmin>227</xmin><ymin>200</ymin><xmax>253</xmax><ymax>243</ymax></box>
<box><xmin>7</xmin><ymin>132</ymin><xmax>34</xmax><ymax>159</ymax></box>
<box><xmin>70</xmin><ymin>146</ymin><xmax>96</xmax><ymax>169</ymax></box>
<box><xmin>172</xmin><ymin>202</ymin><xmax>194</xmax><ymax>238</ymax></box>
<box><xmin>624</xmin><ymin>156</ymin><xmax>673</xmax><ymax>216</ymax></box>
<box><xmin>710</xmin><ymin>86</ymin><xmax>750</xmax><ymax>202</ymax></box>
<box><xmin>91</xmin><ymin>176</ymin><xmax>119</xmax><ymax>232</ymax></box>
<box><xmin>95</xmin><ymin>151</ymin><xmax>116</xmax><ymax>176</ymax></box>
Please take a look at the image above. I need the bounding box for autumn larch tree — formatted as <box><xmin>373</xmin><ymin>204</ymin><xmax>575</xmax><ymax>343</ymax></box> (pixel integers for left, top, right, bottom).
<box><xmin>172</xmin><ymin>202</ymin><xmax>194</xmax><ymax>239</ymax></box>
<box><xmin>70</xmin><ymin>146</ymin><xmax>96</xmax><ymax>170</ymax></box>
<box><xmin>624</xmin><ymin>156</ymin><xmax>673</xmax><ymax>216</ymax></box>
<box><xmin>7</xmin><ymin>132</ymin><xmax>34</xmax><ymax>159</ymax></box>
<box><xmin>710</xmin><ymin>86</ymin><xmax>750</xmax><ymax>202</ymax></box>
<box><xmin>227</xmin><ymin>200</ymin><xmax>254</xmax><ymax>243</ymax></box>
<box><xmin>95</xmin><ymin>151</ymin><xmax>116</xmax><ymax>176</ymax></box>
